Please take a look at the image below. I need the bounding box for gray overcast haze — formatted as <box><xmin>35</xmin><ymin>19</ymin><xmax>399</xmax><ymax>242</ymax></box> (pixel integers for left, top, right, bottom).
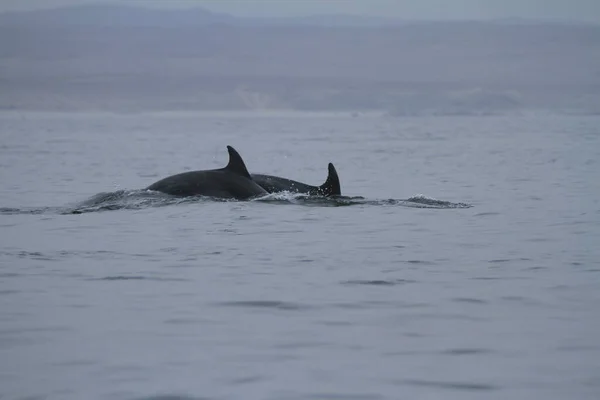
<box><xmin>1</xmin><ymin>0</ymin><xmax>600</xmax><ymax>22</ymax></box>
<box><xmin>1</xmin><ymin>0</ymin><xmax>599</xmax><ymax>114</ymax></box>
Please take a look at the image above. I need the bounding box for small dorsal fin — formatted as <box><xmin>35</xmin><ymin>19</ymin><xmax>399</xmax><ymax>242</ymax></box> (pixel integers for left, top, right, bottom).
<box><xmin>224</xmin><ymin>145</ymin><xmax>252</xmax><ymax>179</ymax></box>
<box><xmin>319</xmin><ymin>162</ymin><xmax>341</xmax><ymax>196</ymax></box>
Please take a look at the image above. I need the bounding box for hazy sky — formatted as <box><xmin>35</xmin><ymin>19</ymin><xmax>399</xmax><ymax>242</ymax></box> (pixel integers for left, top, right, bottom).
<box><xmin>1</xmin><ymin>0</ymin><xmax>600</xmax><ymax>22</ymax></box>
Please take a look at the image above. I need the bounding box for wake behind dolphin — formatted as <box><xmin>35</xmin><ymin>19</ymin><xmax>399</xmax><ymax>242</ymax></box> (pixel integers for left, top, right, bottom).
<box><xmin>0</xmin><ymin>192</ymin><xmax>472</xmax><ymax>216</ymax></box>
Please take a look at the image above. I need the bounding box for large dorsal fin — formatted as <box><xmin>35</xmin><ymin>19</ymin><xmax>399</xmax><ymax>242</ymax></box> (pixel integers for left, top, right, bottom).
<box><xmin>224</xmin><ymin>145</ymin><xmax>252</xmax><ymax>179</ymax></box>
<box><xmin>319</xmin><ymin>162</ymin><xmax>341</xmax><ymax>196</ymax></box>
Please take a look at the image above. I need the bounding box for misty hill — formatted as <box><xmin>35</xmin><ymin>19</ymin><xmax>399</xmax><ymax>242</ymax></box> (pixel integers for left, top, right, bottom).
<box><xmin>0</xmin><ymin>4</ymin><xmax>235</xmax><ymax>27</ymax></box>
<box><xmin>1</xmin><ymin>4</ymin><xmax>599</xmax><ymax>114</ymax></box>
<box><xmin>0</xmin><ymin>4</ymin><xmax>401</xmax><ymax>28</ymax></box>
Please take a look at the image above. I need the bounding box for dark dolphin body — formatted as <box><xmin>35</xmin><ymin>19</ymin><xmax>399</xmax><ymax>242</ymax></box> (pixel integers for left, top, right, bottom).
<box><xmin>146</xmin><ymin>146</ymin><xmax>268</xmax><ymax>200</ymax></box>
<box><xmin>251</xmin><ymin>163</ymin><xmax>341</xmax><ymax>197</ymax></box>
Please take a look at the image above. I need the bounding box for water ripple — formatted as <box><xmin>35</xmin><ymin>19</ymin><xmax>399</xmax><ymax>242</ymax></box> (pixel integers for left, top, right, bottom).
<box><xmin>452</xmin><ymin>297</ymin><xmax>488</xmax><ymax>304</ymax></box>
<box><xmin>131</xmin><ymin>396</ymin><xmax>213</xmax><ymax>400</ymax></box>
<box><xmin>440</xmin><ymin>348</ymin><xmax>492</xmax><ymax>355</ymax></box>
<box><xmin>400</xmin><ymin>379</ymin><xmax>499</xmax><ymax>391</ymax></box>
<box><xmin>214</xmin><ymin>300</ymin><xmax>314</xmax><ymax>311</ymax></box>
<box><xmin>91</xmin><ymin>276</ymin><xmax>187</xmax><ymax>282</ymax></box>
<box><xmin>342</xmin><ymin>279</ymin><xmax>416</xmax><ymax>286</ymax></box>
<box><xmin>305</xmin><ymin>394</ymin><xmax>383</xmax><ymax>400</ymax></box>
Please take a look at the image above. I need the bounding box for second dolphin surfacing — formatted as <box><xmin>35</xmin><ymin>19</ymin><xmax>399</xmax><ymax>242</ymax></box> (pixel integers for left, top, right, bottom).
<box><xmin>251</xmin><ymin>163</ymin><xmax>341</xmax><ymax>197</ymax></box>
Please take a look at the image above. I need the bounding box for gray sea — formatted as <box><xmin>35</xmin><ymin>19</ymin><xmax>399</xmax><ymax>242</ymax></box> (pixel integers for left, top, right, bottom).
<box><xmin>0</xmin><ymin>111</ymin><xmax>599</xmax><ymax>400</ymax></box>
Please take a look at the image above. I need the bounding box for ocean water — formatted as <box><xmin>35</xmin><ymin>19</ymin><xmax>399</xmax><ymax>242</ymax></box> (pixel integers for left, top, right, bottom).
<box><xmin>0</xmin><ymin>111</ymin><xmax>599</xmax><ymax>400</ymax></box>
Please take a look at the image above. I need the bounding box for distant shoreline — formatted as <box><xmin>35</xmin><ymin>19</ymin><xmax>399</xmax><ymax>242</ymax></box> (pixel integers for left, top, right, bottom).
<box><xmin>2</xmin><ymin>109</ymin><xmax>597</xmax><ymax>119</ymax></box>
<box><xmin>0</xmin><ymin>109</ymin><xmax>383</xmax><ymax>118</ymax></box>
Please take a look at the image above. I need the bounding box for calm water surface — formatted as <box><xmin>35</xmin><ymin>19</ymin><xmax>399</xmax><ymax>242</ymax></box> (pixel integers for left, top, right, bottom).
<box><xmin>1</xmin><ymin>111</ymin><xmax>599</xmax><ymax>400</ymax></box>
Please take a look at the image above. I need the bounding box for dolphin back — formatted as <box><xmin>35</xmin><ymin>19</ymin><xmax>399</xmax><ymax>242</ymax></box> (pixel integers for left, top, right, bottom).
<box><xmin>145</xmin><ymin>145</ymin><xmax>266</xmax><ymax>199</ymax></box>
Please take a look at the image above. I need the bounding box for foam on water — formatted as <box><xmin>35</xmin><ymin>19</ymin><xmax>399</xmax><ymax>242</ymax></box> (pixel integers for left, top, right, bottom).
<box><xmin>1</xmin><ymin>191</ymin><xmax>472</xmax><ymax>215</ymax></box>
